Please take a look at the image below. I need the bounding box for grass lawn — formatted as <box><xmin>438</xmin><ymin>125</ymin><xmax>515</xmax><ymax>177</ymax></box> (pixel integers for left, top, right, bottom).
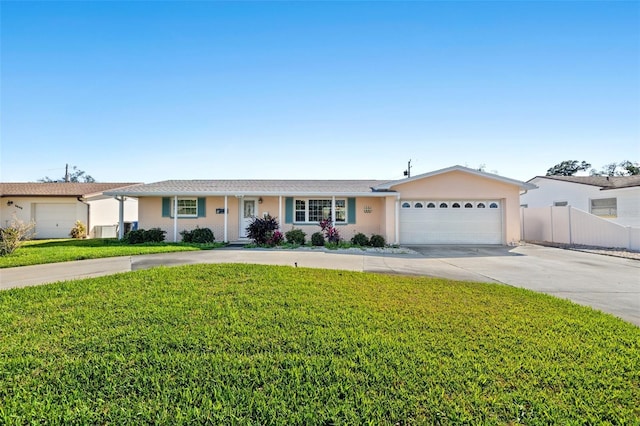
<box><xmin>0</xmin><ymin>238</ymin><xmax>224</xmax><ymax>268</ymax></box>
<box><xmin>0</xmin><ymin>264</ymin><xmax>638</xmax><ymax>424</ymax></box>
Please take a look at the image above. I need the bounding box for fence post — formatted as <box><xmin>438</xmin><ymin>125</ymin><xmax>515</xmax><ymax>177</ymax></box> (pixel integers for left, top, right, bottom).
<box><xmin>550</xmin><ymin>206</ymin><xmax>554</xmax><ymax>243</ymax></box>
<box><xmin>568</xmin><ymin>205</ymin><xmax>572</xmax><ymax>245</ymax></box>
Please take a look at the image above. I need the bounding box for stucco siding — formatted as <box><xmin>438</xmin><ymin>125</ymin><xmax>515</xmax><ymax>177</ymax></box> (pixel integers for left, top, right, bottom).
<box><xmin>0</xmin><ymin>197</ymin><xmax>88</xmax><ymax>239</ymax></box>
<box><xmin>390</xmin><ymin>171</ymin><xmax>521</xmax><ymax>244</ymax></box>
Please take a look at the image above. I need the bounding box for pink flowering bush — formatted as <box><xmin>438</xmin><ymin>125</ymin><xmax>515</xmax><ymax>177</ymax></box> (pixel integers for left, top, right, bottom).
<box><xmin>319</xmin><ymin>219</ymin><xmax>341</xmax><ymax>244</ymax></box>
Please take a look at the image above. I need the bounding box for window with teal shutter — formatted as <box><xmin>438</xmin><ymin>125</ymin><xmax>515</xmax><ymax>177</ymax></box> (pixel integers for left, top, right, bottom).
<box><xmin>198</xmin><ymin>198</ymin><xmax>206</xmax><ymax>217</ymax></box>
<box><xmin>162</xmin><ymin>197</ymin><xmax>171</xmax><ymax>217</ymax></box>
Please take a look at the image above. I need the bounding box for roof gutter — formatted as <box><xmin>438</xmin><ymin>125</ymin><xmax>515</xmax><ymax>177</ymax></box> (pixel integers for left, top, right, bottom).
<box><xmin>103</xmin><ymin>191</ymin><xmax>397</xmax><ymax>198</ymax></box>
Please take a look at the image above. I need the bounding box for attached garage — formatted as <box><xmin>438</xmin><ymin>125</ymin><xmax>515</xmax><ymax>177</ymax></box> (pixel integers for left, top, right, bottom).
<box><xmin>399</xmin><ymin>200</ymin><xmax>503</xmax><ymax>244</ymax></box>
<box><xmin>34</xmin><ymin>203</ymin><xmax>78</xmax><ymax>239</ymax></box>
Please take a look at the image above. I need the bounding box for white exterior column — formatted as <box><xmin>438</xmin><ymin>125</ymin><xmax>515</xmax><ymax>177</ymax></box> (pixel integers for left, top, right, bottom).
<box><xmin>117</xmin><ymin>197</ymin><xmax>125</xmax><ymax>239</ymax></box>
<box><xmin>395</xmin><ymin>196</ymin><xmax>400</xmax><ymax>245</ymax></box>
<box><xmin>278</xmin><ymin>195</ymin><xmax>282</xmax><ymax>230</ymax></box>
<box><xmin>224</xmin><ymin>195</ymin><xmax>228</xmax><ymax>242</ymax></box>
<box><xmin>173</xmin><ymin>195</ymin><xmax>178</xmax><ymax>243</ymax></box>
<box><xmin>331</xmin><ymin>196</ymin><xmax>336</xmax><ymax>227</ymax></box>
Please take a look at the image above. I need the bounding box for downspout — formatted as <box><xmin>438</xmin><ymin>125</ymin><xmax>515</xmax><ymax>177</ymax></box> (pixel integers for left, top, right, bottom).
<box><xmin>173</xmin><ymin>195</ymin><xmax>178</xmax><ymax>243</ymax></box>
<box><xmin>224</xmin><ymin>195</ymin><xmax>228</xmax><ymax>242</ymax></box>
<box><xmin>77</xmin><ymin>197</ymin><xmax>90</xmax><ymax>238</ymax></box>
<box><xmin>331</xmin><ymin>196</ymin><xmax>336</xmax><ymax>228</ymax></box>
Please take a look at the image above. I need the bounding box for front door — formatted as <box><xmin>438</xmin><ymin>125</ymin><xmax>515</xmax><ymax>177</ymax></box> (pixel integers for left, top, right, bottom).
<box><xmin>240</xmin><ymin>198</ymin><xmax>257</xmax><ymax>238</ymax></box>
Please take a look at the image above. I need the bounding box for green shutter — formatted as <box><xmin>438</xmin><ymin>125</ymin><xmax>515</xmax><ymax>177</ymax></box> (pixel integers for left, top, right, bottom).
<box><xmin>198</xmin><ymin>198</ymin><xmax>206</xmax><ymax>217</ymax></box>
<box><xmin>347</xmin><ymin>198</ymin><xmax>356</xmax><ymax>224</ymax></box>
<box><xmin>162</xmin><ymin>197</ymin><xmax>171</xmax><ymax>217</ymax></box>
<box><xmin>285</xmin><ymin>197</ymin><xmax>293</xmax><ymax>224</ymax></box>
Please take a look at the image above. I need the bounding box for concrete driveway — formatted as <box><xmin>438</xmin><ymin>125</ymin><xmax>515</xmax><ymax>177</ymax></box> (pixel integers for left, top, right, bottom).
<box><xmin>1</xmin><ymin>244</ymin><xmax>638</xmax><ymax>326</ymax></box>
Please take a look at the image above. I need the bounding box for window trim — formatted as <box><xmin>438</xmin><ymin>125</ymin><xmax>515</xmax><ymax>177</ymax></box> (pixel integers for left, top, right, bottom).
<box><xmin>293</xmin><ymin>198</ymin><xmax>347</xmax><ymax>223</ymax></box>
<box><xmin>590</xmin><ymin>197</ymin><xmax>617</xmax><ymax>217</ymax></box>
<box><xmin>171</xmin><ymin>197</ymin><xmax>198</xmax><ymax>218</ymax></box>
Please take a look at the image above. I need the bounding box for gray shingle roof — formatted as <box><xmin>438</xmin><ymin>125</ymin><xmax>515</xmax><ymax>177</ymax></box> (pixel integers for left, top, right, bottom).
<box><xmin>533</xmin><ymin>175</ymin><xmax>640</xmax><ymax>189</ymax></box>
<box><xmin>0</xmin><ymin>182</ymin><xmax>142</xmax><ymax>197</ymax></box>
<box><xmin>104</xmin><ymin>180</ymin><xmax>394</xmax><ymax>196</ymax></box>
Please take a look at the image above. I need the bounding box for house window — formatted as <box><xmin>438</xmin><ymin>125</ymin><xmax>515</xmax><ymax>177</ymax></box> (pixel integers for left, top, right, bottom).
<box><xmin>172</xmin><ymin>198</ymin><xmax>197</xmax><ymax>217</ymax></box>
<box><xmin>590</xmin><ymin>198</ymin><xmax>617</xmax><ymax>217</ymax></box>
<box><xmin>414</xmin><ymin>202</ymin><xmax>423</xmax><ymax>208</ymax></box>
<box><xmin>295</xmin><ymin>199</ymin><xmax>347</xmax><ymax>223</ymax></box>
<box><xmin>554</xmin><ymin>201</ymin><xmax>568</xmax><ymax>207</ymax></box>
<box><xmin>426</xmin><ymin>202</ymin><xmax>436</xmax><ymax>208</ymax></box>
<box><xmin>477</xmin><ymin>203</ymin><xmax>486</xmax><ymax>208</ymax></box>
<box><xmin>490</xmin><ymin>202</ymin><xmax>499</xmax><ymax>209</ymax></box>
<box><xmin>439</xmin><ymin>202</ymin><xmax>448</xmax><ymax>208</ymax></box>
<box><xmin>295</xmin><ymin>200</ymin><xmax>306</xmax><ymax>222</ymax></box>
<box><xmin>452</xmin><ymin>202</ymin><xmax>461</xmax><ymax>208</ymax></box>
<box><xmin>402</xmin><ymin>202</ymin><xmax>411</xmax><ymax>208</ymax></box>
<box><xmin>464</xmin><ymin>202</ymin><xmax>473</xmax><ymax>208</ymax></box>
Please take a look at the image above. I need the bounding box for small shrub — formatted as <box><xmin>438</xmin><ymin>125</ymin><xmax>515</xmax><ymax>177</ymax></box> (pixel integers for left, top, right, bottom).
<box><xmin>246</xmin><ymin>215</ymin><xmax>280</xmax><ymax>245</ymax></box>
<box><xmin>69</xmin><ymin>220</ymin><xmax>87</xmax><ymax>239</ymax></box>
<box><xmin>351</xmin><ymin>233</ymin><xmax>369</xmax><ymax>246</ymax></box>
<box><xmin>311</xmin><ymin>232</ymin><xmax>325</xmax><ymax>247</ymax></box>
<box><xmin>181</xmin><ymin>227</ymin><xmax>215</xmax><ymax>244</ymax></box>
<box><xmin>370</xmin><ymin>234</ymin><xmax>386</xmax><ymax>248</ymax></box>
<box><xmin>319</xmin><ymin>219</ymin><xmax>341</xmax><ymax>243</ymax></box>
<box><xmin>125</xmin><ymin>228</ymin><xmax>166</xmax><ymax>244</ymax></box>
<box><xmin>0</xmin><ymin>218</ymin><xmax>35</xmax><ymax>256</ymax></box>
<box><xmin>266</xmin><ymin>230</ymin><xmax>284</xmax><ymax>247</ymax></box>
<box><xmin>285</xmin><ymin>228</ymin><xmax>306</xmax><ymax>245</ymax></box>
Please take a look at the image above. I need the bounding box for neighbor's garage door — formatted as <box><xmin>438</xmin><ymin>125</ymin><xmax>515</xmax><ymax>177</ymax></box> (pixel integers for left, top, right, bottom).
<box><xmin>34</xmin><ymin>203</ymin><xmax>78</xmax><ymax>239</ymax></box>
<box><xmin>399</xmin><ymin>200</ymin><xmax>503</xmax><ymax>244</ymax></box>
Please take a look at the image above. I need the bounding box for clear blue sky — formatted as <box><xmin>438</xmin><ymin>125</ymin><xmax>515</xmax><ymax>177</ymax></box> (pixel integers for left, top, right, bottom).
<box><xmin>1</xmin><ymin>1</ymin><xmax>638</xmax><ymax>183</ymax></box>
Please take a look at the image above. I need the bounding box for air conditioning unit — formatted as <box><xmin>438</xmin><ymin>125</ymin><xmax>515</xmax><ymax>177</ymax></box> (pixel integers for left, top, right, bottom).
<box><xmin>94</xmin><ymin>225</ymin><xmax>118</xmax><ymax>238</ymax></box>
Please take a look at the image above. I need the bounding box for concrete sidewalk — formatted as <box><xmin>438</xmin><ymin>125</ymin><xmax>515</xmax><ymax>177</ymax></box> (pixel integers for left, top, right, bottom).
<box><xmin>1</xmin><ymin>245</ymin><xmax>638</xmax><ymax>326</ymax></box>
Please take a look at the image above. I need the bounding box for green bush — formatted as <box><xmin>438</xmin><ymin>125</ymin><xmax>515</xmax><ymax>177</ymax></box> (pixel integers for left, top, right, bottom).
<box><xmin>180</xmin><ymin>227</ymin><xmax>215</xmax><ymax>244</ymax></box>
<box><xmin>69</xmin><ymin>221</ymin><xmax>87</xmax><ymax>239</ymax></box>
<box><xmin>370</xmin><ymin>234</ymin><xmax>385</xmax><ymax>248</ymax></box>
<box><xmin>351</xmin><ymin>233</ymin><xmax>370</xmax><ymax>246</ymax></box>
<box><xmin>125</xmin><ymin>228</ymin><xmax>166</xmax><ymax>244</ymax></box>
<box><xmin>285</xmin><ymin>228</ymin><xmax>306</xmax><ymax>245</ymax></box>
<box><xmin>311</xmin><ymin>232</ymin><xmax>325</xmax><ymax>247</ymax></box>
<box><xmin>246</xmin><ymin>215</ymin><xmax>280</xmax><ymax>245</ymax></box>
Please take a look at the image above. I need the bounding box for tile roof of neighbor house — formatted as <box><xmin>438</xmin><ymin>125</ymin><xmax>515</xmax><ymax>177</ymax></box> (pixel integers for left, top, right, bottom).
<box><xmin>532</xmin><ymin>175</ymin><xmax>640</xmax><ymax>190</ymax></box>
<box><xmin>104</xmin><ymin>180</ymin><xmax>394</xmax><ymax>196</ymax></box>
<box><xmin>0</xmin><ymin>182</ymin><xmax>142</xmax><ymax>197</ymax></box>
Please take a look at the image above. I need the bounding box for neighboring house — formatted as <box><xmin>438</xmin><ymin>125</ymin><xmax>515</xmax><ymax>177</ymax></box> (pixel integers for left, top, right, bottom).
<box><xmin>520</xmin><ymin>176</ymin><xmax>640</xmax><ymax>227</ymax></box>
<box><xmin>105</xmin><ymin>165</ymin><xmax>535</xmax><ymax>245</ymax></box>
<box><xmin>0</xmin><ymin>182</ymin><xmax>140</xmax><ymax>239</ymax></box>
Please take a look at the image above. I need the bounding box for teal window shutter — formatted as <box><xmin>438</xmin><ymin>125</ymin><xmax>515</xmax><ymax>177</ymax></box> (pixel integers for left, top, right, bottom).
<box><xmin>162</xmin><ymin>197</ymin><xmax>171</xmax><ymax>217</ymax></box>
<box><xmin>347</xmin><ymin>198</ymin><xmax>356</xmax><ymax>224</ymax></box>
<box><xmin>198</xmin><ymin>198</ymin><xmax>206</xmax><ymax>217</ymax></box>
<box><xmin>285</xmin><ymin>197</ymin><xmax>293</xmax><ymax>223</ymax></box>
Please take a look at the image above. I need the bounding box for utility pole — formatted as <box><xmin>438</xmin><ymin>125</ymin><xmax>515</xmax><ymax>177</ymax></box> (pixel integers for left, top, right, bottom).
<box><xmin>64</xmin><ymin>164</ymin><xmax>70</xmax><ymax>182</ymax></box>
<box><xmin>403</xmin><ymin>159</ymin><xmax>412</xmax><ymax>178</ymax></box>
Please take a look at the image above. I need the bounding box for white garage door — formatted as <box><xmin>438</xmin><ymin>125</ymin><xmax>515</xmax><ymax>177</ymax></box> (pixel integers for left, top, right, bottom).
<box><xmin>34</xmin><ymin>203</ymin><xmax>78</xmax><ymax>239</ymax></box>
<box><xmin>399</xmin><ymin>200</ymin><xmax>503</xmax><ymax>244</ymax></box>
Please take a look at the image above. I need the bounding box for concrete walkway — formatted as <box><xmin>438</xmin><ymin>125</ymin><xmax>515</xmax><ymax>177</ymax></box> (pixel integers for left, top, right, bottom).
<box><xmin>1</xmin><ymin>245</ymin><xmax>638</xmax><ymax>326</ymax></box>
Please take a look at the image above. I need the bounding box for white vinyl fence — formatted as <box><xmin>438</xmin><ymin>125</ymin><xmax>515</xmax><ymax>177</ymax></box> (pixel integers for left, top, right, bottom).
<box><xmin>521</xmin><ymin>206</ymin><xmax>640</xmax><ymax>251</ymax></box>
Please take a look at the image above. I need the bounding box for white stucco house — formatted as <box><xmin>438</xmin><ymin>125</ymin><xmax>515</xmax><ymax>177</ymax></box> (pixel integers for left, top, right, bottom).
<box><xmin>520</xmin><ymin>175</ymin><xmax>640</xmax><ymax>227</ymax></box>
<box><xmin>0</xmin><ymin>182</ymin><xmax>140</xmax><ymax>239</ymax></box>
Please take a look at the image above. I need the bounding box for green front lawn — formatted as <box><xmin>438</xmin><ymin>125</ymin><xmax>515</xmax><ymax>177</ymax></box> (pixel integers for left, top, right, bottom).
<box><xmin>0</xmin><ymin>238</ymin><xmax>224</xmax><ymax>268</ymax></box>
<box><xmin>1</xmin><ymin>264</ymin><xmax>637</xmax><ymax>424</ymax></box>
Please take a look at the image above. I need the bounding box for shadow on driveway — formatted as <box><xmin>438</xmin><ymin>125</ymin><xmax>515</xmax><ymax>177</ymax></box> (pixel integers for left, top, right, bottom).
<box><xmin>407</xmin><ymin>245</ymin><xmax>524</xmax><ymax>259</ymax></box>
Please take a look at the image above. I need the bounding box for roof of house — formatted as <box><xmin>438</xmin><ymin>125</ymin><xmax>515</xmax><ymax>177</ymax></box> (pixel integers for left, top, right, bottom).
<box><xmin>0</xmin><ymin>182</ymin><xmax>142</xmax><ymax>198</ymax></box>
<box><xmin>104</xmin><ymin>180</ymin><xmax>393</xmax><ymax>197</ymax></box>
<box><xmin>530</xmin><ymin>175</ymin><xmax>640</xmax><ymax>190</ymax></box>
<box><xmin>374</xmin><ymin>165</ymin><xmax>537</xmax><ymax>191</ymax></box>
<box><xmin>103</xmin><ymin>165</ymin><xmax>535</xmax><ymax>197</ymax></box>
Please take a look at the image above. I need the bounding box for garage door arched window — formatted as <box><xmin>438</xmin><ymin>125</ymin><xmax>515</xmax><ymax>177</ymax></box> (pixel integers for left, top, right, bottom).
<box><xmin>439</xmin><ymin>202</ymin><xmax>448</xmax><ymax>208</ymax></box>
<box><xmin>426</xmin><ymin>202</ymin><xmax>436</xmax><ymax>208</ymax></box>
<box><xmin>477</xmin><ymin>203</ymin><xmax>486</xmax><ymax>208</ymax></box>
<box><xmin>464</xmin><ymin>202</ymin><xmax>473</xmax><ymax>208</ymax></box>
<box><xmin>414</xmin><ymin>202</ymin><xmax>423</xmax><ymax>208</ymax></box>
<box><xmin>489</xmin><ymin>202</ymin><xmax>499</xmax><ymax>208</ymax></box>
<box><xmin>452</xmin><ymin>202</ymin><xmax>461</xmax><ymax>208</ymax></box>
<box><xmin>402</xmin><ymin>202</ymin><xmax>411</xmax><ymax>208</ymax></box>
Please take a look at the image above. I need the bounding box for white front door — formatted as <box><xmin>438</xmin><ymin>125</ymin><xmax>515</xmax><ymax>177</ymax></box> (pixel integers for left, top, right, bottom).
<box><xmin>239</xmin><ymin>198</ymin><xmax>257</xmax><ymax>238</ymax></box>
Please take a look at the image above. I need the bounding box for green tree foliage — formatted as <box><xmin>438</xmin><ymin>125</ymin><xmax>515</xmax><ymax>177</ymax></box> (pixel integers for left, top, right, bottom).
<box><xmin>546</xmin><ymin>160</ymin><xmax>591</xmax><ymax>176</ymax></box>
<box><xmin>590</xmin><ymin>160</ymin><xmax>640</xmax><ymax>176</ymax></box>
<box><xmin>39</xmin><ymin>165</ymin><xmax>96</xmax><ymax>183</ymax></box>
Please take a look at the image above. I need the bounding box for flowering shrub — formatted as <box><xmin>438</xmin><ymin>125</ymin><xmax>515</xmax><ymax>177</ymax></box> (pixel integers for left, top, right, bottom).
<box><xmin>246</xmin><ymin>215</ymin><xmax>280</xmax><ymax>246</ymax></box>
<box><xmin>266</xmin><ymin>230</ymin><xmax>284</xmax><ymax>247</ymax></box>
<box><xmin>319</xmin><ymin>219</ymin><xmax>341</xmax><ymax>244</ymax></box>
